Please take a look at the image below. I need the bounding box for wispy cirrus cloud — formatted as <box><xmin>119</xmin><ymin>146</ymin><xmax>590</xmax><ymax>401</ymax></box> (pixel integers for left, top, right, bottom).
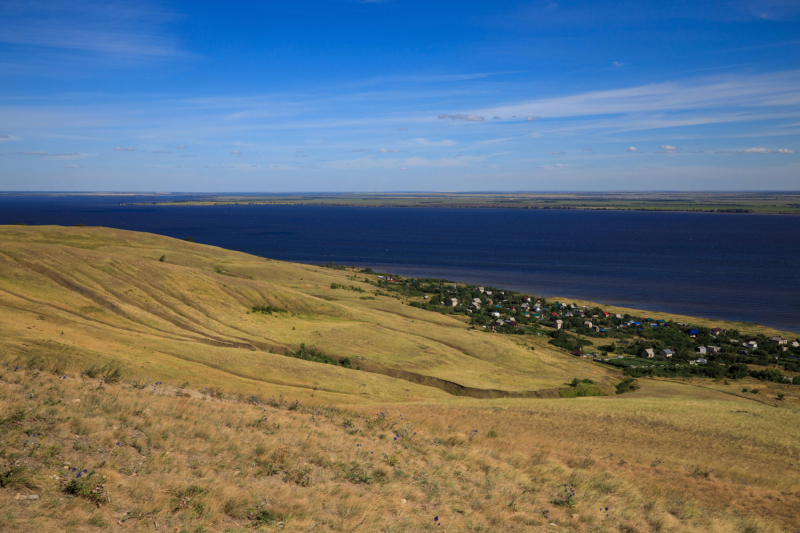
<box><xmin>716</xmin><ymin>147</ymin><xmax>795</xmax><ymax>154</ymax></box>
<box><xmin>659</xmin><ymin>145</ymin><xmax>680</xmax><ymax>153</ymax></box>
<box><xmin>475</xmin><ymin>71</ymin><xmax>800</xmax><ymax>120</ymax></box>
<box><xmin>324</xmin><ymin>154</ymin><xmax>489</xmax><ymax>170</ymax></box>
<box><xmin>438</xmin><ymin>113</ymin><xmax>484</xmax><ymax>122</ymax></box>
<box><xmin>0</xmin><ymin>0</ymin><xmax>187</xmax><ymax>62</ymax></box>
<box><xmin>205</xmin><ymin>163</ymin><xmax>260</xmax><ymax>170</ymax></box>
<box><xmin>16</xmin><ymin>151</ymin><xmax>95</xmax><ymax>159</ymax></box>
<box><xmin>0</xmin><ymin>134</ymin><xmax>20</xmax><ymax>142</ymax></box>
<box><xmin>114</xmin><ymin>147</ymin><xmax>135</xmax><ymax>152</ymax></box>
<box><xmin>540</xmin><ymin>163</ymin><xmax>575</xmax><ymax>169</ymax></box>
<box><xmin>412</xmin><ymin>138</ymin><xmax>456</xmax><ymax>146</ymax></box>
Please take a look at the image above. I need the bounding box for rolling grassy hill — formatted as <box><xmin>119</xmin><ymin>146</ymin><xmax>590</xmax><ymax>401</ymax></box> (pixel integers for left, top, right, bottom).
<box><xmin>1</xmin><ymin>226</ymin><xmax>799</xmax><ymax>533</ymax></box>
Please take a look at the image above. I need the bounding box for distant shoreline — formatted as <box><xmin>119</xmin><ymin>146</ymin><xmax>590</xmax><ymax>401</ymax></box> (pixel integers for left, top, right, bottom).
<box><xmin>122</xmin><ymin>200</ymin><xmax>800</xmax><ymax>215</ymax></box>
<box><xmin>116</xmin><ymin>191</ymin><xmax>800</xmax><ymax>215</ymax></box>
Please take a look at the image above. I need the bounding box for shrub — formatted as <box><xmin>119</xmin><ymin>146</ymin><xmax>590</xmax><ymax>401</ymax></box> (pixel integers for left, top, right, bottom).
<box><xmin>130</xmin><ymin>378</ymin><xmax>149</xmax><ymax>389</ymax></box>
<box><xmin>284</xmin><ymin>466</ymin><xmax>312</xmax><ymax>486</ymax></box>
<box><xmin>84</xmin><ymin>364</ymin><xmax>103</xmax><ymax>378</ymax></box>
<box><xmin>616</xmin><ymin>378</ymin><xmax>640</xmax><ymax>395</ymax></box>
<box><xmin>750</xmin><ymin>368</ymin><xmax>785</xmax><ymax>383</ymax></box>
<box><xmin>105</xmin><ymin>365</ymin><xmax>123</xmax><ymax>384</ymax></box>
<box><xmin>343</xmin><ymin>462</ymin><xmax>371</xmax><ymax>484</ymax></box>
<box><xmin>320</xmin><ymin>262</ymin><xmax>347</xmax><ymax>270</ymax></box>
<box><xmin>84</xmin><ymin>363</ymin><xmax>122</xmax><ymax>383</ymax></box>
<box><xmin>63</xmin><ymin>471</ymin><xmax>108</xmax><ymax>504</ymax></box>
<box><xmin>288</xmin><ymin>343</ymin><xmax>352</xmax><ymax>368</ymax></box>
<box><xmin>170</xmin><ymin>485</ymin><xmax>205</xmax><ymax>512</ymax></box>
<box><xmin>0</xmin><ymin>467</ymin><xmax>37</xmax><ymax>489</ymax></box>
<box><xmin>251</xmin><ymin>305</ymin><xmax>287</xmax><ymax>314</ymax></box>
<box><xmin>728</xmin><ymin>363</ymin><xmax>750</xmax><ymax>380</ymax></box>
<box><xmin>248</xmin><ymin>508</ymin><xmax>285</xmax><ymax>526</ymax></box>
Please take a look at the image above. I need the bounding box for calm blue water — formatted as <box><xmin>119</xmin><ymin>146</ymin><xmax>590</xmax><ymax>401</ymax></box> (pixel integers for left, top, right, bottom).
<box><xmin>1</xmin><ymin>195</ymin><xmax>799</xmax><ymax>333</ymax></box>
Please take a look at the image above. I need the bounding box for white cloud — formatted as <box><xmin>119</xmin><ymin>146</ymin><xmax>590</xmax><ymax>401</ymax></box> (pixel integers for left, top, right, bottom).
<box><xmin>492</xmin><ymin>116</ymin><xmax>502</xmax><ymax>120</ymax></box>
<box><xmin>526</xmin><ymin>116</ymin><xmax>537</xmax><ymax>121</ymax></box>
<box><xmin>438</xmin><ymin>113</ymin><xmax>484</xmax><ymax>122</ymax></box>
<box><xmin>63</xmin><ymin>164</ymin><xmax>80</xmax><ymax>168</ymax></box>
<box><xmin>205</xmin><ymin>163</ymin><xmax>260</xmax><ymax>170</ymax></box>
<box><xmin>114</xmin><ymin>147</ymin><xmax>135</xmax><ymax>152</ymax></box>
<box><xmin>627</xmin><ymin>146</ymin><xmax>638</xmax><ymax>152</ymax></box>
<box><xmin>378</xmin><ymin>148</ymin><xmax>400</xmax><ymax>153</ymax></box>
<box><xmin>324</xmin><ymin>154</ymin><xmax>488</xmax><ymax>170</ymax></box>
<box><xmin>0</xmin><ymin>1</ymin><xmax>187</xmax><ymax>61</ymax></box>
<box><xmin>612</xmin><ymin>61</ymin><xmax>624</xmax><ymax>68</ymax></box>
<box><xmin>16</xmin><ymin>151</ymin><xmax>95</xmax><ymax>160</ymax></box>
<box><xmin>660</xmin><ymin>145</ymin><xmax>679</xmax><ymax>153</ymax></box>
<box><xmin>476</xmin><ymin>70</ymin><xmax>800</xmax><ymax>120</ymax></box>
<box><xmin>176</xmin><ymin>145</ymin><xmax>186</xmax><ymax>149</ymax></box>
<box><xmin>540</xmin><ymin>163</ymin><xmax>576</xmax><ymax>169</ymax></box>
<box><xmin>0</xmin><ymin>134</ymin><xmax>20</xmax><ymax>142</ymax></box>
<box><xmin>718</xmin><ymin>147</ymin><xmax>796</xmax><ymax>154</ymax></box>
<box><xmin>231</xmin><ymin>150</ymin><xmax>243</xmax><ymax>154</ymax></box>
<box><xmin>412</xmin><ymin>138</ymin><xmax>456</xmax><ymax>146</ymax></box>
<box><xmin>547</xmin><ymin>151</ymin><xmax>566</xmax><ymax>155</ymax></box>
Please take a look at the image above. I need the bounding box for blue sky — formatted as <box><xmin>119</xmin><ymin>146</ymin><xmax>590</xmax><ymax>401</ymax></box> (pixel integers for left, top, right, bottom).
<box><xmin>1</xmin><ymin>0</ymin><xmax>799</xmax><ymax>192</ymax></box>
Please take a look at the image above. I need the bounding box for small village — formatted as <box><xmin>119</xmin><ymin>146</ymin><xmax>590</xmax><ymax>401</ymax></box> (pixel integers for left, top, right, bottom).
<box><xmin>364</xmin><ymin>271</ymin><xmax>800</xmax><ymax>384</ymax></box>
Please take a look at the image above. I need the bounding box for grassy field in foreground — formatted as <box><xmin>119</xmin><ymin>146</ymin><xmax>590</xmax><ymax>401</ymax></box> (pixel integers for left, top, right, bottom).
<box><xmin>1</xmin><ymin>226</ymin><xmax>799</xmax><ymax>532</ymax></box>
<box><xmin>2</xmin><ymin>366</ymin><xmax>799</xmax><ymax>533</ymax></box>
<box><xmin>126</xmin><ymin>192</ymin><xmax>800</xmax><ymax>215</ymax></box>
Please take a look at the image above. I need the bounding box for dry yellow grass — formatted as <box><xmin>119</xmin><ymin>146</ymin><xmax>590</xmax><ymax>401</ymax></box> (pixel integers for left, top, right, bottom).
<box><xmin>0</xmin><ymin>225</ymin><xmax>613</xmax><ymax>398</ymax></box>
<box><xmin>1</xmin><ymin>225</ymin><xmax>799</xmax><ymax>532</ymax></box>
<box><xmin>2</xmin><ymin>365</ymin><xmax>798</xmax><ymax>533</ymax></box>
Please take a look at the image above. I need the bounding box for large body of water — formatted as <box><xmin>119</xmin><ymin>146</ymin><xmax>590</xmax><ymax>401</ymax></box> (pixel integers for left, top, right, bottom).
<box><xmin>1</xmin><ymin>195</ymin><xmax>799</xmax><ymax>333</ymax></box>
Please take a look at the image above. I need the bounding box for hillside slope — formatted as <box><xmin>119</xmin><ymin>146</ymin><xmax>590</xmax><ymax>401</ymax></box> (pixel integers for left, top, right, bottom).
<box><xmin>0</xmin><ymin>225</ymin><xmax>615</xmax><ymax>401</ymax></box>
<box><xmin>1</xmin><ymin>226</ymin><xmax>799</xmax><ymax>533</ymax></box>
